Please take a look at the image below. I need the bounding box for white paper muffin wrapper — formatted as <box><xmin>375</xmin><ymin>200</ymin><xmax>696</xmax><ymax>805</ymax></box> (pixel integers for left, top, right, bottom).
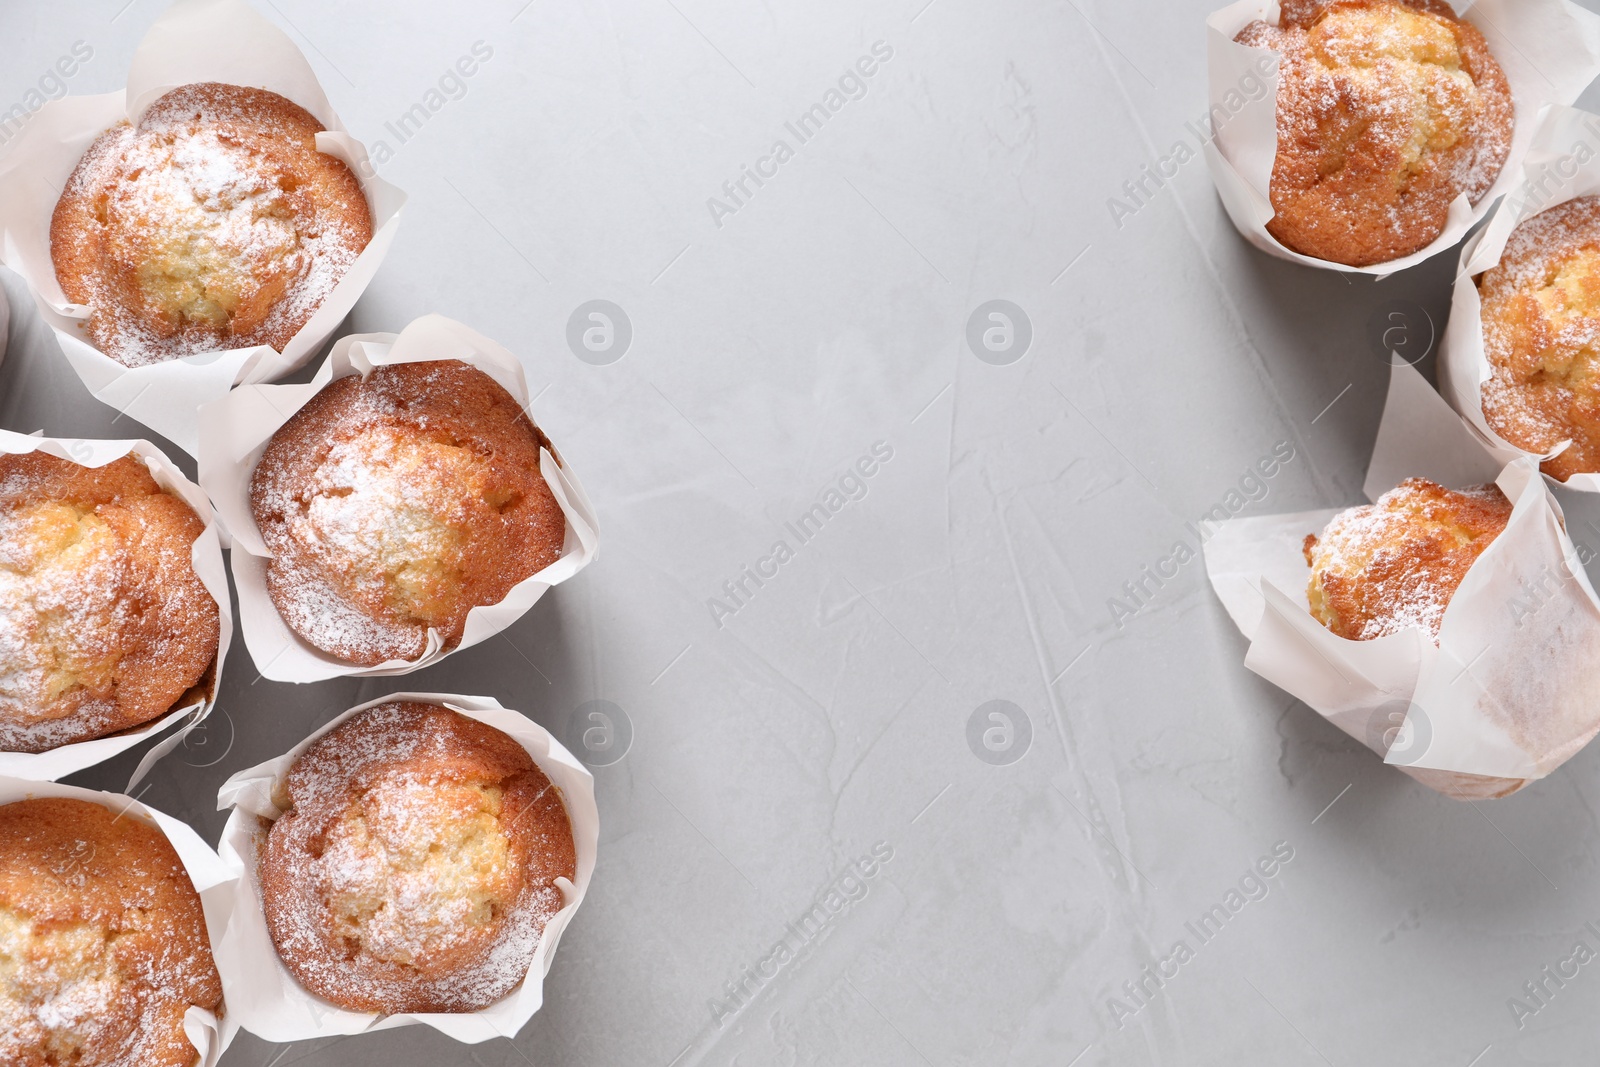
<box><xmin>196</xmin><ymin>313</ymin><xmax>599</xmax><ymax>682</ymax></box>
<box><xmin>1438</xmin><ymin>103</ymin><xmax>1600</xmax><ymax>491</ymax></box>
<box><xmin>0</xmin><ymin>430</ymin><xmax>232</xmax><ymax>787</ymax></box>
<box><xmin>0</xmin><ymin>284</ymin><xmax>9</xmax><ymax>370</ymax></box>
<box><xmin>0</xmin><ymin>0</ymin><xmax>406</xmax><ymax>457</ymax></box>
<box><xmin>213</xmin><ymin>692</ymin><xmax>599</xmax><ymax>1044</ymax></box>
<box><xmin>1204</xmin><ymin>361</ymin><xmax>1600</xmax><ymax>793</ymax></box>
<box><xmin>0</xmin><ymin>774</ymin><xmax>240</xmax><ymax>1067</ymax></box>
<box><xmin>1204</xmin><ymin>0</ymin><xmax>1600</xmax><ymax>275</ymax></box>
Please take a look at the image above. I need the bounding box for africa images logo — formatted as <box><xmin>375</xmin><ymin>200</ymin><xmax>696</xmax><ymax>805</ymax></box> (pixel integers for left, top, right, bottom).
<box><xmin>706</xmin><ymin>441</ymin><xmax>894</xmax><ymax>627</ymax></box>
<box><xmin>0</xmin><ymin>40</ymin><xmax>94</xmax><ymax>147</ymax></box>
<box><xmin>1106</xmin><ymin>441</ymin><xmax>1296</xmax><ymax>628</ymax></box>
<box><xmin>1106</xmin><ymin>841</ymin><xmax>1295</xmax><ymax>1029</ymax></box>
<box><xmin>708</xmin><ymin>842</ymin><xmax>894</xmax><ymax>1028</ymax></box>
<box><xmin>705</xmin><ymin>41</ymin><xmax>895</xmax><ymax>229</ymax></box>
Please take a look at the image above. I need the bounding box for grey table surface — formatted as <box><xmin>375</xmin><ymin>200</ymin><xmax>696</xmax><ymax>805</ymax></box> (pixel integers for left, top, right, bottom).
<box><xmin>5</xmin><ymin>0</ymin><xmax>1600</xmax><ymax>1064</ymax></box>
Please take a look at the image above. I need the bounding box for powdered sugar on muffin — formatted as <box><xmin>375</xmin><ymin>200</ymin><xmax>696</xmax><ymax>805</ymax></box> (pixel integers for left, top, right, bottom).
<box><xmin>1303</xmin><ymin>478</ymin><xmax>1511</xmax><ymax>641</ymax></box>
<box><xmin>248</xmin><ymin>361</ymin><xmax>565</xmax><ymax>666</ymax></box>
<box><xmin>50</xmin><ymin>83</ymin><xmax>372</xmax><ymax>367</ymax></box>
<box><xmin>0</xmin><ymin>453</ymin><xmax>219</xmax><ymax>752</ymax></box>
<box><xmin>1237</xmin><ymin>0</ymin><xmax>1513</xmax><ymax>266</ymax></box>
<box><xmin>0</xmin><ymin>798</ymin><xmax>222</xmax><ymax>1067</ymax></box>
<box><xmin>258</xmin><ymin>703</ymin><xmax>575</xmax><ymax>1014</ymax></box>
<box><xmin>1479</xmin><ymin>195</ymin><xmax>1600</xmax><ymax>480</ymax></box>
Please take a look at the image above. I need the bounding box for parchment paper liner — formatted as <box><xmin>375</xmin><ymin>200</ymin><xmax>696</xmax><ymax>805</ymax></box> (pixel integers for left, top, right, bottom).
<box><xmin>0</xmin><ymin>0</ymin><xmax>406</xmax><ymax>456</ymax></box>
<box><xmin>0</xmin><ymin>429</ymin><xmax>231</xmax><ymax>787</ymax></box>
<box><xmin>196</xmin><ymin>313</ymin><xmax>599</xmax><ymax>682</ymax></box>
<box><xmin>1438</xmin><ymin>102</ymin><xmax>1600</xmax><ymax>490</ymax></box>
<box><xmin>0</xmin><ymin>773</ymin><xmax>240</xmax><ymax>1066</ymax></box>
<box><xmin>1204</xmin><ymin>361</ymin><xmax>1600</xmax><ymax>797</ymax></box>
<box><xmin>213</xmin><ymin>692</ymin><xmax>598</xmax><ymax>1044</ymax></box>
<box><xmin>1203</xmin><ymin>0</ymin><xmax>1600</xmax><ymax>275</ymax></box>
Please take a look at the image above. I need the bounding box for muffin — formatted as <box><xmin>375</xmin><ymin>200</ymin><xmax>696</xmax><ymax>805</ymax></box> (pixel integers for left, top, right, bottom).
<box><xmin>51</xmin><ymin>82</ymin><xmax>372</xmax><ymax>367</ymax></box>
<box><xmin>0</xmin><ymin>452</ymin><xmax>220</xmax><ymax>753</ymax></box>
<box><xmin>1236</xmin><ymin>0</ymin><xmax>1513</xmax><ymax>266</ymax></box>
<box><xmin>1479</xmin><ymin>195</ymin><xmax>1600</xmax><ymax>480</ymax></box>
<box><xmin>258</xmin><ymin>702</ymin><xmax>576</xmax><ymax>1014</ymax></box>
<box><xmin>0</xmin><ymin>797</ymin><xmax>223</xmax><ymax>1067</ymax></box>
<box><xmin>248</xmin><ymin>360</ymin><xmax>566</xmax><ymax>666</ymax></box>
<box><xmin>1302</xmin><ymin>477</ymin><xmax>1511</xmax><ymax>641</ymax></box>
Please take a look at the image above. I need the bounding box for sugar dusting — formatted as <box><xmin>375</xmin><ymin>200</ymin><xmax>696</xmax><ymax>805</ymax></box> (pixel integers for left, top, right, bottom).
<box><xmin>1238</xmin><ymin>0</ymin><xmax>1512</xmax><ymax>264</ymax></box>
<box><xmin>262</xmin><ymin>703</ymin><xmax>572</xmax><ymax>1014</ymax></box>
<box><xmin>1306</xmin><ymin>479</ymin><xmax>1510</xmax><ymax>641</ymax></box>
<box><xmin>0</xmin><ymin>798</ymin><xmax>222</xmax><ymax>1067</ymax></box>
<box><xmin>0</xmin><ymin>455</ymin><xmax>218</xmax><ymax>753</ymax></box>
<box><xmin>258</xmin><ymin>404</ymin><xmax>479</xmax><ymax>664</ymax></box>
<box><xmin>0</xmin><ymin>503</ymin><xmax>124</xmax><ymax>743</ymax></box>
<box><xmin>54</xmin><ymin>83</ymin><xmax>370</xmax><ymax>367</ymax></box>
<box><xmin>250</xmin><ymin>361</ymin><xmax>565</xmax><ymax>666</ymax></box>
<box><xmin>266</xmin><ymin>553</ymin><xmax>426</xmax><ymax>667</ymax></box>
<box><xmin>1479</xmin><ymin>195</ymin><xmax>1600</xmax><ymax>474</ymax></box>
<box><xmin>0</xmin><ymin>908</ymin><xmax>125</xmax><ymax>1061</ymax></box>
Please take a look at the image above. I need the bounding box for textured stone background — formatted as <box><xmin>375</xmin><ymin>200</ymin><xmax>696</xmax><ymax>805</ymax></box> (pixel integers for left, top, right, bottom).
<box><xmin>5</xmin><ymin>0</ymin><xmax>1600</xmax><ymax>1063</ymax></box>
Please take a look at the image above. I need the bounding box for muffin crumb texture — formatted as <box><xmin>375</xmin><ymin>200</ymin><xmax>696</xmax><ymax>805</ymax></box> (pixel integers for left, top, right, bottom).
<box><xmin>0</xmin><ymin>452</ymin><xmax>219</xmax><ymax>753</ymax></box>
<box><xmin>249</xmin><ymin>360</ymin><xmax>566</xmax><ymax>666</ymax></box>
<box><xmin>1304</xmin><ymin>477</ymin><xmax>1511</xmax><ymax>641</ymax></box>
<box><xmin>1480</xmin><ymin>195</ymin><xmax>1600</xmax><ymax>480</ymax></box>
<box><xmin>1237</xmin><ymin>0</ymin><xmax>1512</xmax><ymax>266</ymax></box>
<box><xmin>259</xmin><ymin>703</ymin><xmax>576</xmax><ymax>1014</ymax></box>
<box><xmin>0</xmin><ymin>797</ymin><xmax>222</xmax><ymax>1067</ymax></box>
<box><xmin>50</xmin><ymin>82</ymin><xmax>372</xmax><ymax>367</ymax></box>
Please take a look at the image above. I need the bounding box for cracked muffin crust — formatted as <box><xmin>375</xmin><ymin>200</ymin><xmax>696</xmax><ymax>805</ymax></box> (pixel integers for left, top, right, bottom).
<box><xmin>258</xmin><ymin>703</ymin><xmax>576</xmax><ymax>1014</ymax></box>
<box><xmin>1237</xmin><ymin>0</ymin><xmax>1513</xmax><ymax>266</ymax></box>
<box><xmin>0</xmin><ymin>452</ymin><xmax>219</xmax><ymax>753</ymax></box>
<box><xmin>248</xmin><ymin>360</ymin><xmax>567</xmax><ymax>666</ymax></box>
<box><xmin>50</xmin><ymin>82</ymin><xmax>372</xmax><ymax>366</ymax></box>
<box><xmin>0</xmin><ymin>797</ymin><xmax>222</xmax><ymax>1067</ymax></box>
<box><xmin>1303</xmin><ymin>477</ymin><xmax>1512</xmax><ymax>641</ymax></box>
<box><xmin>1480</xmin><ymin>195</ymin><xmax>1600</xmax><ymax>480</ymax></box>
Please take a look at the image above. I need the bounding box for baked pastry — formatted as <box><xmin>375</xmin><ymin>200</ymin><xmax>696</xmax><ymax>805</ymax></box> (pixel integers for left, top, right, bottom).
<box><xmin>248</xmin><ymin>360</ymin><xmax>566</xmax><ymax>666</ymax></box>
<box><xmin>0</xmin><ymin>452</ymin><xmax>220</xmax><ymax>752</ymax></box>
<box><xmin>1302</xmin><ymin>477</ymin><xmax>1511</xmax><ymax>641</ymax></box>
<box><xmin>0</xmin><ymin>797</ymin><xmax>222</xmax><ymax>1067</ymax></box>
<box><xmin>1479</xmin><ymin>195</ymin><xmax>1600</xmax><ymax>480</ymax></box>
<box><xmin>1237</xmin><ymin>0</ymin><xmax>1513</xmax><ymax>266</ymax></box>
<box><xmin>259</xmin><ymin>702</ymin><xmax>576</xmax><ymax>1014</ymax></box>
<box><xmin>51</xmin><ymin>82</ymin><xmax>372</xmax><ymax>367</ymax></box>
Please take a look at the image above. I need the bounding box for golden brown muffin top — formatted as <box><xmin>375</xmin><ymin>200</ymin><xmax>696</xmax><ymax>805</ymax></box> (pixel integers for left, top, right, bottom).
<box><xmin>0</xmin><ymin>797</ymin><xmax>222</xmax><ymax>1067</ymax></box>
<box><xmin>0</xmin><ymin>453</ymin><xmax>220</xmax><ymax>753</ymax></box>
<box><xmin>1237</xmin><ymin>0</ymin><xmax>1512</xmax><ymax>266</ymax></box>
<box><xmin>50</xmin><ymin>82</ymin><xmax>372</xmax><ymax>367</ymax></box>
<box><xmin>1480</xmin><ymin>195</ymin><xmax>1600</xmax><ymax>481</ymax></box>
<box><xmin>1304</xmin><ymin>477</ymin><xmax>1511</xmax><ymax>641</ymax></box>
<box><xmin>259</xmin><ymin>703</ymin><xmax>576</xmax><ymax>1014</ymax></box>
<box><xmin>248</xmin><ymin>360</ymin><xmax>566</xmax><ymax>666</ymax></box>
